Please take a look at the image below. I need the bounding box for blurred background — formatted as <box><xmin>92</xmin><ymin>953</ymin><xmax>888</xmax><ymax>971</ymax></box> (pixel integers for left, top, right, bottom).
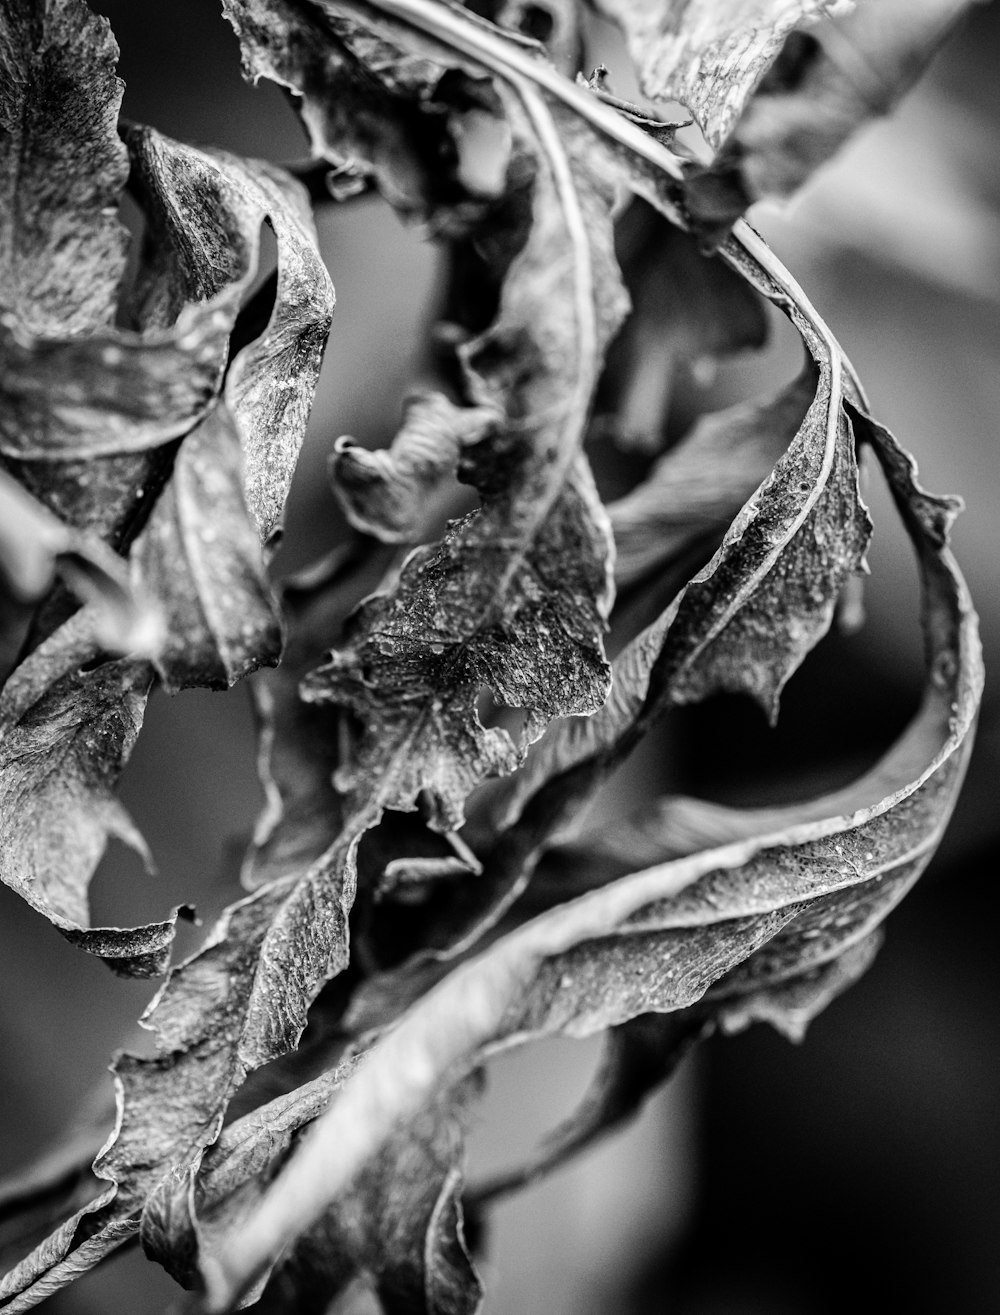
<box><xmin>0</xmin><ymin>1</ymin><xmax>998</xmax><ymax>1310</ymax></box>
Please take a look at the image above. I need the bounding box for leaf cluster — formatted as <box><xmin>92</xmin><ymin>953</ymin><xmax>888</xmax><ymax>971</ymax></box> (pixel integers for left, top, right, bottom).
<box><xmin>0</xmin><ymin>1</ymin><xmax>984</xmax><ymax>1312</ymax></box>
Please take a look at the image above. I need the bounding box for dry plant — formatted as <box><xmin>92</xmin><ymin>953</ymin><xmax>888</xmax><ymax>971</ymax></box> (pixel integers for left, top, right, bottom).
<box><xmin>0</xmin><ymin>0</ymin><xmax>985</xmax><ymax>1310</ymax></box>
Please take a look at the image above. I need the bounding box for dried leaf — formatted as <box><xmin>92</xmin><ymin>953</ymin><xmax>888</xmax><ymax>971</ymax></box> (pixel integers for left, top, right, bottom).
<box><xmin>590</xmin><ymin>0</ymin><xmax>848</xmax><ymax>151</ymax></box>
<box><xmin>0</xmin><ymin>88</ymin><xmax>333</xmax><ymax>973</ymax></box>
<box><xmin>0</xmin><ymin>0</ymin><xmax>128</xmax><ymax>335</ymax></box>
<box><xmin>609</xmin><ymin>368</ymin><xmax>814</xmax><ymax>588</ymax></box>
<box><xmin>229</xmin><ymin>0</ymin><xmax>698</xmax><ymax>829</ymax></box>
<box><xmin>120</xmin><ymin>126</ymin><xmax>336</xmax><ymax>549</ymax></box>
<box><xmin>243</xmin><ymin>540</ymin><xmax>396</xmax><ymax>891</ymax></box>
<box><xmin>721</xmin><ymin>0</ymin><xmax>982</xmax><ymax>208</ymax></box>
<box><xmin>203</xmin><ymin>408</ymin><xmax>982</xmax><ymax>1305</ymax></box>
<box><xmin>497</xmin><ymin>229</ymin><xmax>870</xmax><ymax>850</ymax></box>
<box><xmin>141</xmin><ymin>1066</ymin><xmax>354</xmax><ymax>1293</ymax></box>
<box><xmin>331</xmin><ymin>393</ymin><xmax>497</xmax><ymax>544</ymax></box>
<box><xmin>713</xmin><ymin>928</ymin><xmax>882</xmax><ymax>1041</ymax></box>
<box><xmin>0</xmin><ymin>609</ymin><xmax>192</xmax><ymax>977</ymax></box>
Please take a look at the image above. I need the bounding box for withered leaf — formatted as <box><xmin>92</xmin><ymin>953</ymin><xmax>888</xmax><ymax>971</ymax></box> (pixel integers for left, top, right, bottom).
<box><xmin>0</xmin><ymin>607</ymin><xmax>183</xmax><ymax>977</ymax></box>
<box><xmin>242</xmin><ymin>542</ymin><xmax>396</xmax><ymax>891</ymax></box>
<box><xmin>229</xmin><ymin>0</ymin><xmax>641</xmax><ymax>830</ymax></box>
<box><xmin>498</xmin><ymin>227</ymin><xmax>870</xmax><ymax>845</ymax></box>
<box><xmin>331</xmin><ymin>392</ymin><xmax>497</xmax><ymax>543</ymax></box>
<box><xmin>0</xmin><ymin>0</ymin><xmax>128</xmax><ymax>335</ymax></box>
<box><xmin>0</xmin><ymin>97</ymin><xmax>333</xmax><ymax>976</ymax></box>
<box><xmin>591</xmin><ymin>0</ymin><xmax>844</xmax><ymax>152</ymax></box>
<box><xmin>203</xmin><ymin>409</ymin><xmax>981</xmax><ymax>1305</ymax></box>
<box><xmin>608</xmin><ymin>368</ymin><xmax>814</xmax><ymax>589</ymax></box>
<box><xmin>141</xmin><ymin>1066</ymin><xmax>354</xmax><ymax>1294</ymax></box>
<box><xmin>715</xmin><ymin>0</ymin><xmax>983</xmax><ymax>208</ymax></box>
<box><xmin>0</xmin><ymin>839</ymin><xmax>358</xmax><ymax>1308</ymax></box>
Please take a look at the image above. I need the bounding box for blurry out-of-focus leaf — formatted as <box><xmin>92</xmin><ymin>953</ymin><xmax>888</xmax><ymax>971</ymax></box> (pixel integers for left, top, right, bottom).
<box><xmin>471</xmin><ymin>1010</ymin><xmax>708</xmax><ymax>1205</ymax></box>
<box><xmin>0</xmin><ymin>469</ymin><xmax>157</xmax><ymax>654</ymax></box>
<box><xmin>593</xmin><ymin>0</ymin><xmax>983</xmax><ymax>235</ymax></box>
<box><xmin>598</xmin><ymin>202</ymin><xmax>768</xmax><ymax>453</ymax></box>
<box><xmin>0</xmin><ymin>0</ymin><xmax>128</xmax><ymax>335</ymax></box>
<box><xmin>725</xmin><ymin>0</ymin><xmax>983</xmax><ymax>204</ymax></box>
<box><xmin>590</xmin><ymin>0</ymin><xmax>845</xmax><ymax>151</ymax></box>
<box><xmin>331</xmin><ymin>393</ymin><xmax>496</xmax><ymax>543</ymax></box>
<box><xmin>204</xmin><ymin>408</ymin><xmax>982</xmax><ymax>1306</ymax></box>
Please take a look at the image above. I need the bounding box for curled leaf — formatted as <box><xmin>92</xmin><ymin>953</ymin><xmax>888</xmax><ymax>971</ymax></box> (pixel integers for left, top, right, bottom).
<box><xmin>0</xmin><ymin>610</ymin><xmax>190</xmax><ymax>977</ymax></box>
<box><xmin>497</xmin><ymin>227</ymin><xmax>870</xmax><ymax>848</ymax></box>
<box><xmin>590</xmin><ymin>0</ymin><xmax>847</xmax><ymax>152</ymax></box>
<box><xmin>202</xmin><ymin>403</ymin><xmax>982</xmax><ymax>1305</ymax></box>
<box><xmin>331</xmin><ymin>392</ymin><xmax>497</xmax><ymax>543</ymax></box>
<box><xmin>609</xmin><ymin>368</ymin><xmax>814</xmax><ymax>589</ymax></box>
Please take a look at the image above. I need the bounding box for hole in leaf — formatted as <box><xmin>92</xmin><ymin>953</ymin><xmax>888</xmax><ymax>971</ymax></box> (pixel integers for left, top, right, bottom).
<box><xmin>476</xmin><ymin>687</ymin><xmax>532</xmax><ymax>741</ymax></box>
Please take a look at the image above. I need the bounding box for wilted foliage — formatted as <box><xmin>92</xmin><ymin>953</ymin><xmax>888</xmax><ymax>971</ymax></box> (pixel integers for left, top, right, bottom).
<box><xmin>0</xmin><ymin>0</ymin><xmax>984</xmax><ymax>1311</ymax></box>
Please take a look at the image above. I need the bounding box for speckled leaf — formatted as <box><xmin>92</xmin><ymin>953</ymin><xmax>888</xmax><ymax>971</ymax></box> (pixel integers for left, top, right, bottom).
<box><xmin>115</xmin><ymin>126</ymin><xmax>335</xmax><ymax>548</ymax></box>
<box><xmin>0</xmin><ymin>0</ymin><xmax>128</xmax><ymax>335</ymax></box>
<box><xmin>0</xmin><ymin>835</ymin><xmax>358</xmax><ymax>1308</ymax></box>
<box><xmin>305</xmin><ymin>454</ymin><xmax>615</xmax><ymax>832</ymax></box>
<box><xmin>0</xmin><ymin>608</ymin><xmax>190</xmax><ymax>977</ymax></box>
<box><xmin>498</xmin><ymin>229</ymin><xmax>870</xmax><ymax>844</ymax></box>
<box><xmin>141</xmin><ymin>1065</ymin><xmax>354</xmax><ymax>1293</ymax></box>
<box><xmin>2</xmin><ymin>125</ymin><xmax>332</xmax><ymax>547</ymax></box>
<box><xmin>684</xmin><ymin>0</ymin><xmax>984</xmax><ymax>231</ymax></box>
<box><xmin>228</xmin><ymin>0</ymin><xmax>671</xmax><ymax>830</ymax></box>
<box><xmin>591</xmin><ymin>0</ymin><xmax>849</xmax><ymax>151</ymax></box>
<box><xmin>204</xmin><ymin>410</ymin><xmax>982</xmax><ymax>1306</ymax></box>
